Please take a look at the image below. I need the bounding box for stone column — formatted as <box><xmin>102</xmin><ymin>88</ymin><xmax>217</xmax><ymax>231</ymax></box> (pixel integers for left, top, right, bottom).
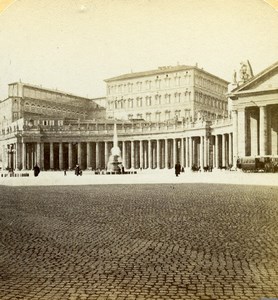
<box><xmin>96</xmin><ymin>142</ymin><xmax>100</xmax><ymax>169</ymax></box>
<box><xmin>59</xmin><ymin>142</ymin><xmax>63</xmax><ymax>170</ymax></box>
<box><xmin>222</xmin><ymin>134</ymin><xmax>226</xmax><ymax>168</ymax></box>
<box><xmin>192</xmin><ymin>138</ymin><xmax>196</xmax><ymax>166</ymax></box>
<box><xmin>148</xmin><ymin>140</ymin><xmax>152</xmax><ymax>169</ymax></box>
<box><xmin>212</xmin><ymin>137</ymin><xmax>215</xmax><ymax>168</ymax></box>
<box><xmin>26</xmin><ymin>144</ymin><xmax>30</xmax><ymax>170</ymax></box>
<box><xmin>139</xmin><ymin>140</ymin><xmax>143</xmax><ymax>169</ymax></box>
<box><xmin>134</xmin><ymin>142</ymin><xmax>138</xmax><ymax>169</ymax></box>
<box><xmin>1</xmin><ymin>145</ymin><xmax>5</xmax><ymax>170</ymax></box>
<box><xmin>165</xmin><ymin>139</ymin><xmax>168</xmax><ymax>169</ymax></box>
<box><xmin>204</xmin><ymin>137</ymin><xmax>207</xmax><ymax>167</ymax></box>
<box><xmin>8</xmin><ymin>146</ymin><xmax>12</xmax><ymax>170</ymax></box>
<box><xmin>122</xmin><ymin>141</ymin><xmax>126</xmax><ymax>168</ymax></box>
<box><xmin>250</xmin><ymin>110</ymin><xmax>259</xmax><ymax>156</ymax></box>
<box><xmin>131</xmin><ymin>140</ymin><xmax>135</xmax><ymax>169</ymax></box>
<box><xmin>50</xmin><ymin>142</ymin><xmax>54</xmax><ymax>170</ymax></box>
<box><xmin>185</xmin><ymin>137</ymin><xmax>189</xmax><ymax>169</ymax></box>
<box><xmin>68</xmin><ymin>142</ymin><xmax>73</xmax><ymax>170</ymax></box>
<box><xmin>207</xmin><ymin>137</ymin><xmax>211</xmax><ymax>167</ymax></box>
<box><xmin>228</xmin><ymin>133</ymin><xmax>232</xmax><ymax>166</ymax></box>
<box><xmin>143</xmin><ymin>142</ymin><xmax>147</xmax><ymax>169</ymax></box>
<box><xmin>200</xmin><ymin>136</ymin><xmax>204</xmax><ymax>170</ymax></box>
<box><xmin>41</xmin><ymin>143</ymin><xmax>45</xmax><ymax>170</ymax></box>
<box><xmin>259</xmin><ymin>106</ymin><xmax>267</xmax><ymax>156</ymax></box>
<box><xmin>271</xmin><ymin>110</ymin><xmax>278</xmax><ymax>155</ymax></box>
<box><xmin>77</xmin><ymin>142</ymin><xmax>82</xmax><ymax>166</ymax></box>
<box><xmin>156</xmin><ymin>140</ymin><xmax>160</xmax><ymax>169</ymax></box>
<box><xmin>86</xmin><ymin>142</ymin><xmax>91</xmax><ymax>170</ymax></box>
<box><xmin>36</xmin><ymin>142</ymin><xmax>41</xmax><ymax>167</ymax></box>
<box><xmin>232</xmin><ymin>110</ymin><xmax>238</xmax><ymax>167</ymax></box>
<box><xmin>173</xmin><ymin>138</ymin><xmax>176</xmax><ymax>166</ymax></box>
<box><xmin>237</xmin><ymin>108</ymin><xmax>246</xmax><ymax>157</ymax></box>
<box><xmin>22</xmin><ymin>143</ymin><xmax>26</xmax><ymax>170</ymax></box>
<box><xmin>215</xmin><ymin>135</ymin><xmax>219</xmax><ymax>169</ymax></box>
<box><xmin>180</xmin><ymin>138</ymin><xmax>185</xmax><ymax>168</ymax></box>
<box><xmin>189</xmin><ymin>137</ymin><xmax>193</xmax><ymax>169</ymax></box>
<box><xmin>104</xmin><ymin>141</ymin><xmax>109</xmax><ymax>169</ymax></box>
<box><xmin>16</xmin><ymin>142</ymin><xmax>22</xmax><ymax>170</ymax></box>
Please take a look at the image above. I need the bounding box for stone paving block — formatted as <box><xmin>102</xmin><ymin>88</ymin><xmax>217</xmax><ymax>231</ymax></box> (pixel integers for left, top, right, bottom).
<box><xmin>0</xmin><ymin>184</ymin><xmax>278</xmax><ymax>299</ymax></box>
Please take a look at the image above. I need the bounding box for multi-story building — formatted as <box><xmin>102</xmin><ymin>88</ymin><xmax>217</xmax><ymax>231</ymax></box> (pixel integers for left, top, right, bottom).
<box><xmin>105</xmin><ymin>64</ymin><xmax>228</xmax><ymax>122</ymax></box>
<box><xmin>0</xmin><ymin>82</ymin><xmax>105</xmax><ymax>129</ymax></box>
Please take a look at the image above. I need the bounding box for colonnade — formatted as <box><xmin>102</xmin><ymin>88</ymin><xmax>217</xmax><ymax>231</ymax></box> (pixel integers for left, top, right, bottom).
<box><xmin>2</xmin><ymin>134</ymin><xmax>234</xmax><ymax>171</ymax></box>
<box><xmin>232</xmin><ymin>104</ymin><xmax>278</xmax><ymax>166</ymax></box>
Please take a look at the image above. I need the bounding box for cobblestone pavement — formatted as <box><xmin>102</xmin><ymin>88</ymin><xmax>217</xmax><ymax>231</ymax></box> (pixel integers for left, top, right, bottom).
<box><xmin>0</xmin><ymin>184</ymin><xmax>278</xmax><ymax>300</ymax></box>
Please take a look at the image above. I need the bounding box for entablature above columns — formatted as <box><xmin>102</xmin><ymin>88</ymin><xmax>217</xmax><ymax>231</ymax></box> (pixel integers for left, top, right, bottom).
<box><xmin>231</xmin><ymin>93</ymin><xmax>278</xmax><ymax>111</ymax></box>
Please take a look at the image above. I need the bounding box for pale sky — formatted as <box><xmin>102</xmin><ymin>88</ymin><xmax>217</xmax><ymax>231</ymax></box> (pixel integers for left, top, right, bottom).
<box><xmin>0</xmin><ymin>0</ymin><xmax>277</xmax><ymax>99</ymax></box>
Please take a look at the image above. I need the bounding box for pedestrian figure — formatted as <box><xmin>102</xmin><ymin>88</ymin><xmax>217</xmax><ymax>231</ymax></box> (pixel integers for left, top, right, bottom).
<box><xmin>121</xmin><ymin>164</ymin><xmax>125</xmax><ymax>174</ymax></box>
<box><xmin>175</xmin><ymin>161</ymin><xmax>181</xmax><ymax>177</ymax></box>
<box><xmin>75</xmin><ymin>164</ymin><xmax>80</xmax><ymax>176</ymax></box>
<box><xmin>64</xmin><ymin>169</ymin><xmax>67</xmax><ymax>176</ymax></box>
<box><xmin>34</xmin><ymin>164</ymin><xmax>40</xmax><ymax>177</ymax></box>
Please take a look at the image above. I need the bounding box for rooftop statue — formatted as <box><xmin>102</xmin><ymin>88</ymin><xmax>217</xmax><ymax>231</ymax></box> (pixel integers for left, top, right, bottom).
<box><xmin>239</xmin><ymin>60</ymin><xmax>254</xmax><ymax>83</ymax></box>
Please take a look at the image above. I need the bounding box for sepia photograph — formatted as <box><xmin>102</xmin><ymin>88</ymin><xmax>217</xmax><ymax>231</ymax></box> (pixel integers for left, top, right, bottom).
<box><xmin>0</xmin><ymin>0</ymin><xmax>278</xmax><ymax>299</ymax></box>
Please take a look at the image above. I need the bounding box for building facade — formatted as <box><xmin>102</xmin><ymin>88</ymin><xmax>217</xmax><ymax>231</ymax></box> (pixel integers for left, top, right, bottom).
<box><xmin>0</xmin><ymin>61</ymin><xmax>277</xmax><ymax>172</ymax></box>
<box><xmin>105</xmin><ymin>65</ymin><xmax>228</xmax><ymax>123</ymax></box>
<box><xmin>228</xmin><ymin>61</ymin><xmax>278</xmax><ymax>167</ymax></box>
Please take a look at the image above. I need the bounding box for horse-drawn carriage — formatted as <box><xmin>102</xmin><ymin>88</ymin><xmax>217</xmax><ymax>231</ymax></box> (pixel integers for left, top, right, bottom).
<box><xmin>237</xmin><ymin>157</ymin><xmax>278</xmax><ymax>173</ymax></box>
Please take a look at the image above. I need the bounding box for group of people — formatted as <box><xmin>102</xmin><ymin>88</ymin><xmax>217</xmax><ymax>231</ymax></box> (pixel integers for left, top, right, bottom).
<box><xmin>33</xmin><ymin>162</ymin><xmax>185</xmax><ymax>177</ymax></box>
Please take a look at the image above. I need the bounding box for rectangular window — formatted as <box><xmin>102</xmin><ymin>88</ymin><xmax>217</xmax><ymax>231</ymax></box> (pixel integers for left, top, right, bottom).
<box><xmin>155</xmin><ymin>79</ymin><xmax>161</xmax><ymax>89</ymax></box>
<box><xmin>156</xmin><ymin>112</ymin><xmax>161</xmax><ymax>122</ymax></box>
<box><xmin>165</xmin><ymin>94</ymin><xmax>171</xmax><ymax>104</ymax></box>
<box><xmin>146</xmin><ymin>113</ymin><xmax>151</xmax><ymax>122</ymax></box>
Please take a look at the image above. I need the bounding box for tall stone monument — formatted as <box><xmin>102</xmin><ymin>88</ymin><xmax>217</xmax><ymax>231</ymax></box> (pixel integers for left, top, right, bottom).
<box><xmin>107</xmin><ymin>123</ymin><xmax>122</xmax><ymax>173</ymax></box>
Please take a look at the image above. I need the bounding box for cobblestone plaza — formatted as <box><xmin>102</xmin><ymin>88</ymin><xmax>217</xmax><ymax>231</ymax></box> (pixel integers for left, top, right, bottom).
<box><xmin>0</xmin><ymin>181</ymin><xmax>277</xmax><ymax>299</ymax></box>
